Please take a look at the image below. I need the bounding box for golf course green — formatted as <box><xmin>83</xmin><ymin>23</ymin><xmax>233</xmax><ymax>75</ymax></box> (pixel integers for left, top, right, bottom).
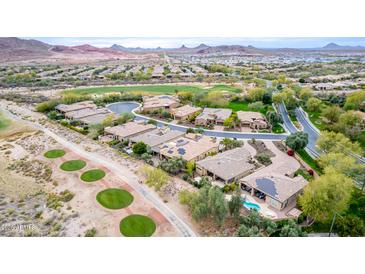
<box><xmin>44</xmin><ymin>149</ymin><xmax>66</xmax><ymax>158</ymax></box>
<box><xmin>80</xmin><ymin>169</ymin><xmax>106</xmax><ymax>182</ymax></box>
<box><xmin>96</xmin><ymin>188</ymin><xmax>134</xmax><ymax>209</ymax></box>
<box><xmin>120</xmin><ymin>214</ymin><xmax>156</xmax><ymax>237</ymax></box>
<box><xmin>60</xmin><ymin>160</ymin><xmax>86</xmax><ymax>171</ymax></box>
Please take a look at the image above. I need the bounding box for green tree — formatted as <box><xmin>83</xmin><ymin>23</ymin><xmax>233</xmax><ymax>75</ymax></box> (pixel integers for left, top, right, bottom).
<box><xmin>317</xmin><ymin>131</ymin><xmax>362</xmax><ymax>155</ymax></box>
<box><xmin>344</xmin><ymin>90</ymin><xmax>365</xmax><ymax>111</ymax></box>
<box><xmin>318</xmin><ymin>152</ymin><xmax>365</xmax><ymax>182</ymax></box>
<box><xmin>336</xmin><ymin>111</ymin><xmax>364</xmax><ymax>140</ymax></box>
<box><xmin>321</xmin><ymin>105</ymin><xmax>343</xmax><ymax>124</ymax></box>
<box><xmin>272</xmin><ymin>93</ymin><xmax>285</xmax><ymax>104</ymax></box>
<box><xmin>266</xmin><ymin>111</ymin><xmax>283</xmax><ymax>125</ymax></box>
<box><xmin>285</xmin><ymin>132</ymin><xmax>309</xmax><ymax>151</ymax></box>
<box><xmin>236</xmin><ymin>210</ymin><xmax>277</xmax><ymax>237</ymax></box>
<box><xmin>35</xmin><ymin>99</ymin><xmax>60</xmax><ymax>113</ymax></box>
<box><xmin>132</xmin><ymin>142</ymin><xmax>147</xmax><ymax>155</ymax></box>
<box><xmin>116</xmin><ymin>112</ymin><xmax>134</xmax><ymax>125</ymax></box>
<box><xmin>248</xmin><ymin>101</ymin><xmax>265</xmax><ymax>112</ymax></box>
<box><xmin>299</xmin><ymin>87</ymin><xmax>313</xmax><ymax>101</ymax></box>
<box><xmin>299</xmin><ymin>169</ymin><xmax>353</xmax><ymax>222</ymax></box>
<box><xmin>306</xmin><ymin>97</ymin><xmax>322</xmax><ymax>112</ymax></box>
<box><xmin>190</xmin><ymin>185</ymin><xmax>228</xmax><ymax>226</ymax></box>
<box><xmin>101</xmin><ymin>114</ymin><xmax>115</xmax><ymax>127</ymax></box>
<box><xmin>248</xmin><ymin>88</ymin><xmax>266</xmax><ymax>102</ymax></box>
<box><xmin>228</xmin><ymin>188</ymin><xmax>242</xmax><ymax>221</ymax></box>
<box><xmin>140</xmin><ymin>166</ymin><xmax>169</xmax><ymax>191</ymax></box>
<box><xmin>220</xmin><ymin>138</ymin><xmax>243</xmax><ymax>150</ymax></box>
<box><xmin>279</xmin><ymin>219</ymin><xmax>307</xmax><ymax>237</ymax></box>
<box><xmin>186</xmin><ymin>161</ymin><xmax>195</xmax><ymax>176</ymax></box>
<box><xmin>159</xmin><ymin>157</ymin><xmax>187</xmax><ymax>175</ymax></box>
<box><xmin>335</xmin><ymin>215</ymin><xmax>365</xmax><ymax>237</ymax></box>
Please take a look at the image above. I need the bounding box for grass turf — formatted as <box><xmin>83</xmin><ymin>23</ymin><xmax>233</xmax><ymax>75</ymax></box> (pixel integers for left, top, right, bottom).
<box><xmin>119</xmin><ymin>214</ymin><xmax>156</xmax><ymax>237</ymax></box>
<box><xmin>60</xmin><ymin>160</ymin><xmax>86</xmax><ymax>171</ymax></box>
<box><xmin>63</xmin><ymin>84</ymin><xmax>241</xmax><ymax>95</ymax></box>
<box><xmin>96</xmin><ymin>188</ymin><xmax>134</xmax><ymax>209</ymax></box>
<box><xmin>297</xmin><ymin>149</ymin><xmax>322</xmax><ymax>174</ymax></box>
<box><xmin>80</xmin><ymin>169</ymin><xmax>106</xmax><ymax>182</ymax></box>
<box><xmin>44</xmin><ymin>149</ymin><xmax>66</xmax><ymax>158</ymax></box>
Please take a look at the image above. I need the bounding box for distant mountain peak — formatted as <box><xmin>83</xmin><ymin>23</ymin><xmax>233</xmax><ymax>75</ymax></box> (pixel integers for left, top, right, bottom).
<box><xmin>323</xmin><ymin>42</ymin><xmax>340</xmax><ymax>49</ymax></box>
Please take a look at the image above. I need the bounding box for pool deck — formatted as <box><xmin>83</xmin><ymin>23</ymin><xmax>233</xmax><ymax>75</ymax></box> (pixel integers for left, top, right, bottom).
<box><xmin>241</xmin><ymin>192</ymin><xmax>297</xmax><ymax>220</ymax></box>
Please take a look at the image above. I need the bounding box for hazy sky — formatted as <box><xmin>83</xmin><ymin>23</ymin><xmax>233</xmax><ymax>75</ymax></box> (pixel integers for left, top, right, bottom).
<box><xmin>27</xmin><ymin>37</ymin><xmax>365</xmax><ymax>48</ymax></box>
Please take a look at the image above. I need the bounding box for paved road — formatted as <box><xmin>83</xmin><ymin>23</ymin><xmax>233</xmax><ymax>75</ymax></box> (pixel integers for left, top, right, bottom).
<box><xmin>277</xmin><ymin>103</ymin><xmax>321</xmax><ymax>158</ymax></box>
<box><xmin>295</xmin><ymin>107</ymin><xmax>321</xmax><ymax>156</ymax></box>
<box><xmin>2</xmin><ymin>107</ymin><xmax>197</xmax><ymax>237</ymax></box>
<box><xmin>277</xmin><ymin>103</ymin><xmax>298</xmax><ymax>134</ymax></box>
<box><xmin>108</xmin><ymin>102</ymin><xmax>289</xmax><ymax>141</ymax></box>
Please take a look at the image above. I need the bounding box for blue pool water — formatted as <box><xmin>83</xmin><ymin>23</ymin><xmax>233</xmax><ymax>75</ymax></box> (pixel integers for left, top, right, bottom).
<box><xmin>243</xmin><ymin>201</ymin><xmax>261</xmax><ymax>211</ymax></box>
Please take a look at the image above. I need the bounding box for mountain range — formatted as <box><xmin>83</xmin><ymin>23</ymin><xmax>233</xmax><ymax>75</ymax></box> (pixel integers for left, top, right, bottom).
<box><xmin>1</xmin><ymin>37</ymin><xmax>365</xmax><ymax>63</ymax></box>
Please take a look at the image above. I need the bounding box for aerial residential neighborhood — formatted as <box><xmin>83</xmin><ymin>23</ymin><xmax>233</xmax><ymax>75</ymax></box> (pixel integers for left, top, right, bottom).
<box><xmin>0</xmin><ymin>35</ymin><xmax>364</xmax><ymax>242</ymax></box>
<box><xmin>2</xmin><ymin>1</ymin><xmax>364</xmax><ymax>274</ymax></box>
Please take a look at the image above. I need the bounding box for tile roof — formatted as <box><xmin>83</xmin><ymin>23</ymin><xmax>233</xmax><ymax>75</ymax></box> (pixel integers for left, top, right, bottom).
<box><xmin>104</xmin><ymin>121</ymin><xmax>156</xmax><ymax>139</ymax></box>
<box><xmin>196</xmin><ymin>147</ymin><xmax>255</xmax><ymax>181</ymax></box>
<box><xmin>242</xmin><ymin>174</ymin><xmax>308</xmax><ymax>203</ymax></box>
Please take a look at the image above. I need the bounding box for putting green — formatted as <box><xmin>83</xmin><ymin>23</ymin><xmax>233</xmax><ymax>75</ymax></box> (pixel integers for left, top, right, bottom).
<box><xmin>60</xmin><ymin>160</ymin><xmax>86</xmax><ymax>171</ymax></box>
<box><xmin>44</xmin><ymin>149</ymin><xmax>66</xmax><ymax>158</ymax></box>
<box><xmin>80</xmin><ymin>169</ymin><xmax>106</xmax><ymax>182</ymax></box>
<box><xmin>120</xmin><ymin>214</ymin><xmax>156</xmax><ymax>237</ymax></box>
<box><xmin>96</xmin><ymin>188</ymin><xmax>134</xmax><ymax>209</ymax></box>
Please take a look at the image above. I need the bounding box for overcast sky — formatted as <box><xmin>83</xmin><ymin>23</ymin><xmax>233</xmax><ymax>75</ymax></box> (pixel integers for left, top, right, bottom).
<box><xmin>27</xmin><ymin>37</ymin><xmax>365</xmax><ymax>48</ymax></box>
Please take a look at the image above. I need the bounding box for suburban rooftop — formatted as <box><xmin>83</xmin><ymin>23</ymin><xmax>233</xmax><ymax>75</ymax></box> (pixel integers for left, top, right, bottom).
<box><xmin>55</xmin><ymin>101</ymin><xmax>96</xmax><ymax>113</ymax></box>
<box><xmin>104</xmin><ymin>121</ymin><xmax>156</xmax><ymax>138</ymax></box>
<box><xmin>196</xmin><ymin>107</ymin><xmax>232</xmax><ymax>121</ymax></box>
<box><xmin>158</xmin><ymin>134</ymin><xmax>219</xmax><ymax>161</ymax></box>
<box><xmin>196</xmin><ymin>147</ymin><xmax>255</xmax><ymax>182</ymax></box>
<box><xmin>129</xmin><ymin>127</ymin><xmax>184</xmax><ymax>149</ymax></box>
<box><xmin>242</xmin><ymin>174</ymin><xmax>308</xmax><ymax>203</ymax></box>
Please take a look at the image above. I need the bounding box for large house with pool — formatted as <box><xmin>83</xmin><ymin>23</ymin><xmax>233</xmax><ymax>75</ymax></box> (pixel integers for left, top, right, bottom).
<box><xmin>240</xmin><ymin>174</ymin><xmax>308</xmax><ymax>211</ymax></box>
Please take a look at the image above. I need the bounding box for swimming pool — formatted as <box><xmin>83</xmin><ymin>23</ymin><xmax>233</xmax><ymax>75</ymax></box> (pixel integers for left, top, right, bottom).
<box><xmin>243</xmin><ymin>201</ymin><xmax>261</xmax><ymax>211</ymax></box>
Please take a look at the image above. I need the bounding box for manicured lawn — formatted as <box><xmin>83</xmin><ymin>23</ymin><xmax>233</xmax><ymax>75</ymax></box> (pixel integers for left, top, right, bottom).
<box><xmin>96</xmin><ymin>188</ymin><xmax>134</xmax><ymax>209</ymax></box>
<box><xmin>0</xmin><ymin>112</ymin><xmax>11</xmax><ymax>129</ymax></box>
<box><xmin>227</xmin><ymin>101</ymin><xmax>249</xmax><ymax>111</ymax></box>
<box><xmin>119</xmin><ymin>214</ymin><xmax>156</xmax><ymax>237</ymax></box>
<box><xmin>208</xmin><ymin>84</ymin><xmax>242</xmax><ymax>93</ymax></box>
<box><xmin>303</xmin><ymin>107</ymin><xmax>325</xmax><ymax>131</ymax></box>
<box><xmin>44</xmin><ymin>149</ymin><xmax>66</xmax><ymax>158</ymax></box>
<box><xmin>297</xmin><ymin>149</ymin><xmax>322</xmax><ymax>174</ymax></box>
<box><xmin>80</xmin><ymin>169</ymin><xmax>106</xmax><ymax>182</ymax></box>
<box><xmin>60</xmin><ymin>160</ymin><xmax>86</xmax><ymax>171</ymax></box>
<box><xmin>63</xmin><ymin>84</ymin><xmax>240</xmax><ymax>96</ymax></box>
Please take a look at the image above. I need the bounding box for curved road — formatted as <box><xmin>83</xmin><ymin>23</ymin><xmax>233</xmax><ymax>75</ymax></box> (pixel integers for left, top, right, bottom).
<box><xmin>2</xmin><ymin>107</ymin><xmax>197</xmax><ymax>237</ymax></box>
<box><xmin>107</xmin><ymin>102</ymin><xmax>288</xmax><ymax>141</ymax></box>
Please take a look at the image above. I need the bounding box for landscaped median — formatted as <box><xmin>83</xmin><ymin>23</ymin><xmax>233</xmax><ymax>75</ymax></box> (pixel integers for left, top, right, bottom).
<box><xmin>80</xmin><ymin>169</ymin><xmax>106</xmax><ymax>182</ymax></box>
<box><xmin>44</xmin><ymin>149</ymin><xmax>66</xmax><ymax>158</ymax></box>
<box><xmin>119</xmin><ymin>214</ymin><xmax>156</xmax><ymax>237</ymax></box>
<box><xmin>96</xmin><ymin>188</ymin><xmax>134</xmax><ymax>209</ymax></box>
<box><xmin>60</xmin><ymin>160</ymin><xmax>86</xmax><ymax>171</ymax></box>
